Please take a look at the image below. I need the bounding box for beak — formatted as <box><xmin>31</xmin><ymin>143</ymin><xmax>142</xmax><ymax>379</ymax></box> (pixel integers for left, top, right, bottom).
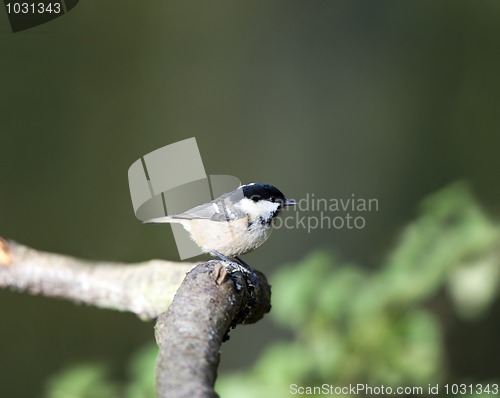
<box><xmin>284</xmin><ymin>199</ymin><xmax>297</xmax><ymax>207</ymax></box>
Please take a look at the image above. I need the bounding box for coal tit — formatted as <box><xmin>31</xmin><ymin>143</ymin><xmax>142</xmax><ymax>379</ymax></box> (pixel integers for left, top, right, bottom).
<box><xmin>146</xmin><ymin>183</ymin><xmax>296</xmax><ymax>265</ymax></box>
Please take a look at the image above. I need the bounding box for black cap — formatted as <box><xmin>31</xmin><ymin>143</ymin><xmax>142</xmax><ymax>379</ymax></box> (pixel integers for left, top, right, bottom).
<box><xmin>242</xmin><ymin>183</ymin><xmax>286</xmax><ymax>204</ymax></box>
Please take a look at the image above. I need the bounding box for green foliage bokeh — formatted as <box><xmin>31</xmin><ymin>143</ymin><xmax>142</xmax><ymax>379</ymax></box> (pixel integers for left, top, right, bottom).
<box><xmin>217</xmin><ymin>182</ymin><xmax>500</xmax><ymax>397</ymax></box>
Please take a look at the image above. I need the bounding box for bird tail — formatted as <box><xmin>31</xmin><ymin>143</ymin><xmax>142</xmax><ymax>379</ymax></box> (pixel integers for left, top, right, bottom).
<box><xmin>143</xmin><ymin>216</ymin><xmax>181</xmax><ymax>224</ymax></box>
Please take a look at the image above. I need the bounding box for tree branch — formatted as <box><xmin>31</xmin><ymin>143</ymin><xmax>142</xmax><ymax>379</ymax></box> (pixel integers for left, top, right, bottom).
<box><xmin>0</xmin><ymin>238</ymin><xmax>195</xmax><ymax>320</ymax></box>
<box><xmin>155</xmin><ymin>263</ymin><xmax>271</xmax><ymax>398</ymax></box>
<box><xmin>0</xmin><ymin>237</ymin><xmax>273</xmax><ymax>398</ymax></box>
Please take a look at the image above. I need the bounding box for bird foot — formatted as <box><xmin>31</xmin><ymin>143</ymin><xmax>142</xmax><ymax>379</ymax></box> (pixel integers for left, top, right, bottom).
<box><xmin>208</xmin><ymin>250</ymin><xmax>258</xmax><ymax>287</ymax></box>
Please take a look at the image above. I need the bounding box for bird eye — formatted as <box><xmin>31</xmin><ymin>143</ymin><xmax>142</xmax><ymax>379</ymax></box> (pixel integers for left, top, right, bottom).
<box><xmin>270</xmin><ymin>197</ymin><xmax>276</xmax><ymax>203</ymax></box>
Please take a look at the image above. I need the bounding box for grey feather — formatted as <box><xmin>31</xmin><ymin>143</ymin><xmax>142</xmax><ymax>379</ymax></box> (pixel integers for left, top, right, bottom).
<box><xmin>171</xmin><ymin>191</ymin><xmax>246</xmax><ymax>222</ymax></box>
<box><xmin>146</xmin><ymin>189</ymin><xmax>246</xmax><ymax>223</ymax></box>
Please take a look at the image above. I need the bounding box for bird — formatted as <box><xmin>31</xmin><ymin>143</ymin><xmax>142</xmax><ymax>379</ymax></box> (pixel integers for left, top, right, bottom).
<box><xmin>145</xmin><ymin>183</ymin><xmax>296</xmax><ymax>268</ymax></box>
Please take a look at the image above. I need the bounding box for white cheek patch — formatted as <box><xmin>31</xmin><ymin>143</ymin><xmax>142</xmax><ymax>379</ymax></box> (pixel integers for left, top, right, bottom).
<box><xmin>236</xmin><ymin>198</ymin><xmax>280</xmax><ymax>219</ymax></box>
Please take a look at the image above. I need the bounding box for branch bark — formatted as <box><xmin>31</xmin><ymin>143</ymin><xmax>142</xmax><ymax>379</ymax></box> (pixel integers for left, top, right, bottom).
<box><xmin>0</xmin><ymin>238</ymin><xmax>195</xmax><ymax>319</ymax></box>
<box><xmin>0</xmin><ymin>237</ymin><xmax>272</xmax><ymax>398</ymax></box>
<box><xmin>155</xmin><ymin>263</ymin><xmax>271</xmax><ymax>398</ymax></box>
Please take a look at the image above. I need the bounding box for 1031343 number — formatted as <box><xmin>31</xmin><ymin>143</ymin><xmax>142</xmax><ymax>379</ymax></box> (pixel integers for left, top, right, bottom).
<box><xmin>444</xmin><ymin>384</ymin><xmax>499</xmax><ymax>395</ymax></box>
<box><xmin>5</xmin><ymin>2</ymin><xmax>62</xmax><ymax>14</ymax></box>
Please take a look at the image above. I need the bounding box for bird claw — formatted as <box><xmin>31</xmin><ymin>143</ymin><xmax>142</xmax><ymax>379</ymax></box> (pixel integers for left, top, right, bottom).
<box><xmin>208</xmin><ymin>258</ymin><xmax>252</xmax><ymax>275</ymax></box>
<box><xmin>208</xmin><ymin>250</ymin><xmax>259</xmax><ymax>288</ymax></box>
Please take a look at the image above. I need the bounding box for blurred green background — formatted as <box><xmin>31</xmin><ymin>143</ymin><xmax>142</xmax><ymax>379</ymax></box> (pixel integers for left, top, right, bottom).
<box><xmin>1</xmin><ymin>1</ymin><xmax>500</xmax><ymax>397</ymax></box>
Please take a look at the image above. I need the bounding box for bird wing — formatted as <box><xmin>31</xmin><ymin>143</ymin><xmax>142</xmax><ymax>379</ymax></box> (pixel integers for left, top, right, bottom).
<box><xmin>167</xmin><ymin>189</ymin><xmax>245</xmax><ymax>222</ymax></box>
<box><xmin>145</xmin><ymin>190</ymin><xmax>246</xmax><ymax>223</ymax></box>
<box><xmin>170</xmin><ymin>197</ymin><xmax>246</xmax><ymax>222</ymax></box>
